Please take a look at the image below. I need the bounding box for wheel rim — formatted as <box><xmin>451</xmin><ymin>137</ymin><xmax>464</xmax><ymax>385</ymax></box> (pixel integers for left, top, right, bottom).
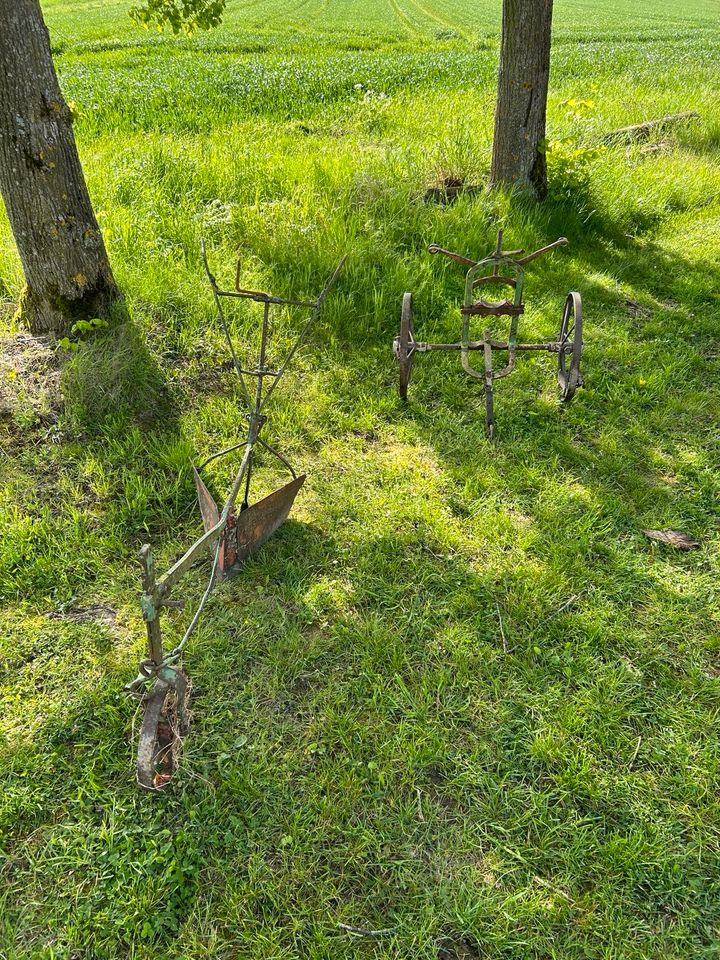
<box><xmin>398</xmin><ymin>292</ymin><xmax>414</xmax><ymax>400</ymax></box>
<box><xmin>558</xmin><ymin>292</ymin><xmax>582</xmax><ymax>401</ymax></box>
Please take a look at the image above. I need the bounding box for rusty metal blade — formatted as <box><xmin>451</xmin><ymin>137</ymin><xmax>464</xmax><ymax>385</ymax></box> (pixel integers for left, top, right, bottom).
<box><xmin>193</xmin><ymin>467</ymin><xmax>220</xmax><ymax>534</ymax></box>
<box><xmin>232</xmin><ymin>474</ymin><xmax>305</xmax><ymax>565</ymax></box>
<box><xmin>192</xmin><ymin>466</ymin><xmax>230</xmax><ymax>571</ymax></box>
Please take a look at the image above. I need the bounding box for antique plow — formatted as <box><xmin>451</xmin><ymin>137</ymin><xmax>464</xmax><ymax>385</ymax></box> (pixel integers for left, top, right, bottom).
<box><xmin>394</xmin><ymin>230</ymin><xmax>583</xmax><ymax>437</ymax></box>
<box><xmin>126</xmin><ymin>245</ymin><xmax>345</xmax><ymax>791</ymax></box>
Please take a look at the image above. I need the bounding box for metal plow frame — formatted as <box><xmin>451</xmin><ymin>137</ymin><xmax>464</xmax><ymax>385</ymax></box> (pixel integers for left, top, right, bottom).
<box><xmin>393</xmin><ymin>230</ymin><xmax>583</xmax><ymax>438</ymax></box>
<box><xmin>127</xmin><ymin>246</ymin><xmax>346</xmax><ymax>791</ymax></box>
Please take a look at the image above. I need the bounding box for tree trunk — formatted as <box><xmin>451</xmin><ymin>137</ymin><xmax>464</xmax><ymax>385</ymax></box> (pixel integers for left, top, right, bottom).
<box><xmin>490</xmin><ymin>0</ymin><xmax>554</xmax><ymax>199</ymax></box>
<box><xmin>0</xmin><ymin>0</ymin><xmax>120</xmax><ymax>334</ymax></box>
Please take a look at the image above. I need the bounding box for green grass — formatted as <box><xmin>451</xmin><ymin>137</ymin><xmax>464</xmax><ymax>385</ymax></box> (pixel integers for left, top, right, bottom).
<box><xmin>1</xmin><ymin>0</ymin><xmax>720</xmax><ymax>957</ymax></box>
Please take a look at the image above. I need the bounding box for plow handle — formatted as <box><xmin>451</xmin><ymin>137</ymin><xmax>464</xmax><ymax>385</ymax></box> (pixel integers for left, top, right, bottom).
<box><xmin>430</xmin><ymin>237</ymin><xmax>568</xmax><ymax>269</ymax></box>
<box><xmin>515</xmin><ymin>237</ymin><xmax>568</xmax><ymax>266</ymax></box>
<box><xmin>428</xmin><ymin>244</ymin><xmax>477</xmax><ymax>268</ymax></box>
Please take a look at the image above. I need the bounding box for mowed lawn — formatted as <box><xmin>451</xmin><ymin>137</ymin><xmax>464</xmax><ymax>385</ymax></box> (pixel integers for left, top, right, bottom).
<box><xmin>1</xmin><ymin>0</ymin><xmax>719</xmax><ymax>956</ymax></box>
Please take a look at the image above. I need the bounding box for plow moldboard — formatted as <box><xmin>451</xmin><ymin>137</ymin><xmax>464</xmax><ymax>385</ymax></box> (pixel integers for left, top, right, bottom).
<box><xmin>193</xmin><ymin>468</ymin><xmax>305</xmax><ymax>577</ymax></box>
<box><xmin>234</xmin><ymin>474</ymin><xmax>306</xmax><ymax>565</ymax></box>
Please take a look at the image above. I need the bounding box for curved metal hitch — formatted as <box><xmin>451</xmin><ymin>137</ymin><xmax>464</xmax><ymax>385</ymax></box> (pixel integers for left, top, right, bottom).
<box><xmin>136</xmin><ymin>665</ymin><xmax>190</xmax><ymax>791</ymax></box>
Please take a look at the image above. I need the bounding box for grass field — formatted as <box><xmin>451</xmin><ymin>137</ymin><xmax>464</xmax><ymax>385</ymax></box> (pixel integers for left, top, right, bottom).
<box><xmin>1</xmin><ymin>0</ymin><xmax>720</xmax><ymax>957</ymax></box>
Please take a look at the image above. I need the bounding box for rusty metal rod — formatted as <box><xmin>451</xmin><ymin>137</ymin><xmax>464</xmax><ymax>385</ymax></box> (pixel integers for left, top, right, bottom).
<box><xmin>415</xmin><ymin>340</ymin><xmax>575</xmax><ymax>352</ymax></box>
<box><xmin>145</xmin><ymin>249</ymin><xmax>345</xmax><ymax>670</ymax></box>
<box><xmin>428</xmin><ymin>244</ymin><xmax>477</xmax><ymax>267</ymax></box>
<box><xmin>258</xmin><ymin>437</ymin><xmax>298</xmax><ymax>479</ymax></box>
<box><xmin>216</xmin><ymin>289</ymin><xmax>318</xmax><ymax>308</ymax></box>
<box><xmin>162</xmin><ymin>441</ymin><xmax>254</xmax><ymax>664</ymax></box>
<box><xmin>195</xmin><ymin>438</ymin><xmax>247</xmax><ymax>472</ymax></box>
<box><xmin>515</xmin><ymin>238</ymin><xmax>568</xmax><ymax>266</ymax></box>
<box><xmin>158</xmin><ymin>443</ymin><xmax>252</xmax><ymax>597</ymax></box>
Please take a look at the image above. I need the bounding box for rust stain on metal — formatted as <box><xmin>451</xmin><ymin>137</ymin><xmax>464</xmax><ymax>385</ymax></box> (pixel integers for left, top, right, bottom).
<box><xmin>233</xmin><ymin>474</ymin><xmax>305</xmax><ymax>567</ymax></box>
<box><xmin>193</xmin><ymin>469</ymin><xmax>305</xmax><ymax>579</ymax></box>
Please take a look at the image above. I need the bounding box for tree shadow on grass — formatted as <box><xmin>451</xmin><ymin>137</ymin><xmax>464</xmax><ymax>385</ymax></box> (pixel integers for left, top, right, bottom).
<box><xmin>1</xmin><ymin>424</ymin><xmax>715</xmax><ymax>957</ymax></box>
<box><xmin>0</xmin><ymin>314</ymin><xmax>193</xmax><ymax>609</ymax></box>
<box><xmin>0</xmin><ymin>602</ymin><xmax>207</xmax><ymax>952</ymax></box>
<box><xmin>60</xmin><ymin>318</ymin><xmax>179</xmax><ymax>439</ymax></box>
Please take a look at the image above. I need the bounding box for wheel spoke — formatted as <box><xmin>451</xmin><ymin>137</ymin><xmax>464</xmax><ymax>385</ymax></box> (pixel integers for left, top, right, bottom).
<box><xmin>561</xmin><ymin>321</ymin><xmax>575</xmax><ymax>345</ymax></box>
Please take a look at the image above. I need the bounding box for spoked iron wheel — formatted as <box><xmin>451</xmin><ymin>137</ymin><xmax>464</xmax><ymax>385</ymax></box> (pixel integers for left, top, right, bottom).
<box><xmin>136</xmin><ymin>669</ymin><xmax>190</xmax><ymax>791</ymax></box>
<box><xmin>395</xmin><ymin>292</ymin><xmax>415</xmax><ymax>400</ymax></box>
<box><xmin>558</xmin><ymin>292</ymin><xmax>583</xmax><ymax>401</ymax></box>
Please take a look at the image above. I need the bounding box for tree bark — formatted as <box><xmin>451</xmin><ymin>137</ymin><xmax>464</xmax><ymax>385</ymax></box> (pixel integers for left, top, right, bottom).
<box><xmin>490</xmin><ymin>0</ymin><xmax>554</xmax><ymax>199</ymax></box>
<box><xmin>0</xmin><ymin>0</ymin><xmax>120</xmax><ymax>334</ymax></box>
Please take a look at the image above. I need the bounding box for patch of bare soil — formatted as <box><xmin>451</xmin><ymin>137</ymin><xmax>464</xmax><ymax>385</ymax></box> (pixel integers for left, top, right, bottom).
<box><xmin>437</xmin><ymin>936</ymin><xmax>482</xmax><ymax>959</ymax></box>
<box><xmin>46</xmin><ymin>603</ymin><xmax>117</xmax><ymax>627</ymax></box>
<box><xmin>0</xmin><ymin>331</ymin><xmax>62</xmax><ymax>436</ymax></box>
